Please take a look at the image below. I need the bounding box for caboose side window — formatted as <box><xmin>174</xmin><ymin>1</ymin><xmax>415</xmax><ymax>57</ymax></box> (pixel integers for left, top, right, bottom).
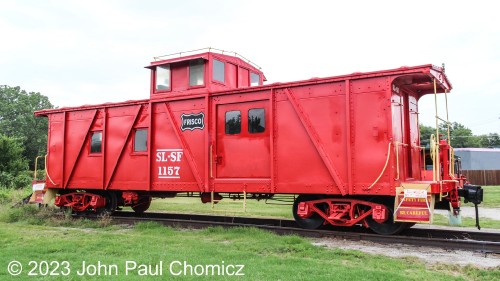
<box><xmin>189</xmin><ymin>59</ymin><xmax>205</xmax><ymax>86</ymax></box>
<box><xmin>156</xmin><ymin>65</ymin><xmax>171</xmax><ymax>91</ymax></box>
<box><xmin>225</xmin><ymin>110</ymin><xmax>241</xmax><ymax>134</ymax></box>
<box><xmin>90</xmin><ymin>131</ymin><xmax>102</xmax><ymax>154</ymax></box>
<box><xmin>213</xmin><ymin>59</ymin><xmax>225</xmax><ymax>83</ymax></box>
<box><xmin>248</xmin><ymin>108</ymin><xmax>265</xmax><ymax>133</ymax></box>
<box><xmin>134</xmin><ymin>129</ymin><xmax>148</xmax><ymax>152</ymax></box>
<box><xmin>250</xmin><ymin>72</ymin><xmax>260</xmax><ymax>86</ymax></box>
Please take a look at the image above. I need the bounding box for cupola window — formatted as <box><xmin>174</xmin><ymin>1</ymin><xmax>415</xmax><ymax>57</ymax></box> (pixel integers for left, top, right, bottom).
<box><xmin>250</xmin><ymin>72</ymin><xmax>260</xmax><ymax>86</ymax></box>
<box><xmin>156</xmin><ymin>65</ymin><xmax>170</xmax><ymax>90</ymax></box>
<box><xmin>213</xmin><ymin>59</ymin><xmax>225</xmax><ymax>83</ymax></box>
<box><xmin>189</xmin><ymin>59</ymin><xmax>205</xmax><ymax>86</ymax></box>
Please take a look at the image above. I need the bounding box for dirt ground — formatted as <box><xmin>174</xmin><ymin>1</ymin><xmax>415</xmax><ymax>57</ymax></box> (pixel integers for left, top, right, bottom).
<box><xmin>312</xmin><ymin>208</ymin><xmax>500</xmax><ymax>269</ymax></box>
<box><xmin>312</xmin><ymin>238</ymin><xmax>500</xmax><ymax>268</ymax></box>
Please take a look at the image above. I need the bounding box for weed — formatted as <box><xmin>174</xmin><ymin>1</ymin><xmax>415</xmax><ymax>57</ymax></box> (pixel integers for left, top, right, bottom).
<box><xmin>97</xmin><ymin>212</ymin><xmax>113</xmax><ymax>227</ymax></box>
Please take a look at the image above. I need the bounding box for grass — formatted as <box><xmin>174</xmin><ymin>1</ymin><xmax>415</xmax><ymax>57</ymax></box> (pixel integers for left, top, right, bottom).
<box><xmin>0</xmin><ymin>188</ymin><xmax>499</xmax><ymax>280</ymax></box>
<box><xmin>0</xmin><ymin>218</ymin><xmax>499</xmax><ymax>280</ymax></box>
<box><xmin>0</xmin><ymin>186</ymin><xmax>31</xmax><ymax>205</ymax></box>
<box><xmin>432</xmin><ymin>214</ymin><xmax>500</xmax><ymax>229</ymax></box>
<box><xmin>150</xmin><ymin>196</ymin><xmax>293</xmax><ymax>219</ymax></box>
<box><xmin>463</xmin><ymin>186</ymin><xmax>500</xmax><ymax>208</ymax></box>
<box><xmin>0</xmin><ymin>187</ymin><xmax>114</xmax><ymax>229</ymax></box>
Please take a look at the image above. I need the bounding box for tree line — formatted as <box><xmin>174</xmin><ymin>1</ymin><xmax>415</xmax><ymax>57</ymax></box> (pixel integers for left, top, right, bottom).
<box><xmin>420</xmin><ymin>123</ymin><xmax>500</xmax><ymax>148</ymax></box>
<box><xmin>0</xmin><ymin>85</ymin><xmax>53</xmax><ymax>188</ymax></box>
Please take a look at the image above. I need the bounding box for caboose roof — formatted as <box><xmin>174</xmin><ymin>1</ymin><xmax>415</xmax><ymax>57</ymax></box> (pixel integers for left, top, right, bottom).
<box><xmin>35</xmin><ymin>63</ymin><xmax>450</xmax><ymax>116</ymax></box>
<box><xmin>146</xmin><ymin>48</ymin><xmax>266</xmax><ymax>81</ymax></box>
<box><xmin>264</xmin><ymin>64</ymin><xmax>451</xmax><ymax>99</ymax></box>
<box><xmin>147</xmin><ymin>54</ymin><xmax>209</xmax><ymax>66</ymax></box>
<box><xmin>221</xmin><ymin>64</ymin><xmax>450</xmax><ymax>99</ymax></box>
<box><xmin>34</xmin><ymin>99</ymin><xmax>150</xmax><ymax>116</ymax></box>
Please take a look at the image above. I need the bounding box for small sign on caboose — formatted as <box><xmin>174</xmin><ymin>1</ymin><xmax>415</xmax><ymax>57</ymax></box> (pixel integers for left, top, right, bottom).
<box><xmin>394</xmin><ymin>183</ymin><xmax>434</xmax><ymax>223</ymax></box>
<box><xmin>181</xmin><ymin>112</ymin><xmax>205</xmax><ymax>131</ymax></box>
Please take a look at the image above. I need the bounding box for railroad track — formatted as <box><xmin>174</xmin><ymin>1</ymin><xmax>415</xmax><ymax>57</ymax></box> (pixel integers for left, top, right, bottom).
<box><xmin>79</xmin><ymin>211</ymin><xmax>500</xmax><ymax>254</ymax></box>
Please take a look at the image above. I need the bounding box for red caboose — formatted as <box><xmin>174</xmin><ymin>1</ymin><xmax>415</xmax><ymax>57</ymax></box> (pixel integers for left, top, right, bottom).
<box><xmin>34</xmin><ymin>48</ymin><xmax>482</xmax><ymax>234</ymax></box>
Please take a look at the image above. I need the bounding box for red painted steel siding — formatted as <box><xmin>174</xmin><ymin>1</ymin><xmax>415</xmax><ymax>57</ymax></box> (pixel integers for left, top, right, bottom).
<box><xmin>41</xmin><ymin>64</ymin><xmax>450</xmax><ymax>197</ymax></box>
<box><xmin>151</xmin><ymin>100</ymin><xmax>205</xmax><ymax>191</ymax></box>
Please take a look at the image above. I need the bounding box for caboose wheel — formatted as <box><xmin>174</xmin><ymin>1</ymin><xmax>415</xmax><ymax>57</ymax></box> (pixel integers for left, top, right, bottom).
<box><xmin>95</xmin><ymin>191</ymin><xmax>117</xmax><ymax>215</ymax></box>
<box><xmin>104</xmin><ymin>191</ymin><xmax>118</xmax><ymax>213</ymax></box>
<box><xmin>365</xmin><ymin>198</ymin><xmax>409</xmax><ymax>235</ymax></box>
<box><xmin>132</xmin><ymin>196</ymin><xmax>152</xmax><ymax>214</ymax></box>
<box><xmin>293</xmin><ymin>195</ymin><xmax>326</xmax><ymax>229</ymax></box>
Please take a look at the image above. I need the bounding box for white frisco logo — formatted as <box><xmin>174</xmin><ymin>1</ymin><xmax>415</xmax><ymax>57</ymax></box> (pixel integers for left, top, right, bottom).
<box><xmin>181</xmin><ymin>112</ymin><xmax>205</xmax><ymax>131</ymax></box>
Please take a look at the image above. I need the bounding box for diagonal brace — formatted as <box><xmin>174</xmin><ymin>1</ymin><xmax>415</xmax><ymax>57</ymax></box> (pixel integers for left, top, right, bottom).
<box><xmin>285</xmin><ymin>88</ymin><xmax>346</xmax><ymax>195</ymax></box>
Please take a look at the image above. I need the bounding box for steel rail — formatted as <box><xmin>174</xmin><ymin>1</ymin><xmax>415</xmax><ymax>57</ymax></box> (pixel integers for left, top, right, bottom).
<box><xmin>79</xmin><ymin>211</ymin><xmax>500</xmax><ymax>254</ymax></box>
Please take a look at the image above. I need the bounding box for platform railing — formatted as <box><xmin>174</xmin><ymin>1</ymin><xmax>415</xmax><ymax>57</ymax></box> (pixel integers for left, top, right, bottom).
<box><xmin>153</xmin><ymin>47</ymin><xmax>262</xmax><ymax>70</ymax></box>
<box><xmin>430</xmin><ymin>76</ymin><xmax>457</xmax><ymax>202</ymax></box>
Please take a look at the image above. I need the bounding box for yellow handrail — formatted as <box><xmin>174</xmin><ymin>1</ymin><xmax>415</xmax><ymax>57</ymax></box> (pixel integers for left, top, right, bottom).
<box><xmin>45</xmin><ymin>155</ymin><xmax>56</xmax><ymax>185</ymax></box>
<box><xmin>366</xmin><ymin>142</ymin><xmax>392</xmax><ymax>189</ymax></box>
<box><xmin>209</xmin><ymin>144</ymin><xmax>213</xmax><ymax>178</ymax></box>
<box><xmin>33</xmin><ymin>155</ymin><xmax>56</xmax><ymax>185</ymax></box>
<box><xmin>420</xmin><ymin>146</ymin><xmax>426</xmax><ymax>180</ymax></box>
<box><xmin>33</xmin><ymin>155</ymin><xmax>43</xmax><ymax>180</ymax></box>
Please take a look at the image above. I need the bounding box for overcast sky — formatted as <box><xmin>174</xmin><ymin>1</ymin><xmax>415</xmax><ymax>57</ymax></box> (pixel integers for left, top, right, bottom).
<box><xmin>1</xmin><ymin>0</ymin><xmax>499</xmax><ymax>134</ymax></box>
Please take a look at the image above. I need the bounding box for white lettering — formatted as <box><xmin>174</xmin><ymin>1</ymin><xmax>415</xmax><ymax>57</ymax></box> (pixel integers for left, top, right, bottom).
<box><xmin>158</xmin><ymin>166</ymin><xmax>180</xmax><ymax>178</ymax></box>
<box><xmin>156</xmin><ymin>149</ymin><xmax>183</xmax><ymax>179</ymax></box>
<box><xmin>125</xmin><ymin>261</ymin><xmax>136</xmax><ymax>275</ymax></box>
<box><xmin>169</xmin><ymin>261</ymin><xmax>182</xmax><ymax>276</ymax></box>
<box><xmin>167</xmin><ymin>261</ymin><xmax>245</xmax><ymax>276</ymax></box>
<box><xmin>404</xmin><ymin>189</ymin><xmax>428</xmax><ymax>198</ymax></box>
<box><xmin>156</xmin><ymin>151</ymin><xmax>172</xmax><ymax>162</ymax></box>
<box><xmin>168</xmin><ymin>151</ymin><xmax>183</xmax><ymax>162</ymax></box>
<box><xmin>235</xmin><ymin>264</ymin><xmax>245</xmax><ymax>276</ymax></box>
<box><xmin>183</xmin><ymin>118</ymin><xmax>203</xmax><ymax>126</ymax></box>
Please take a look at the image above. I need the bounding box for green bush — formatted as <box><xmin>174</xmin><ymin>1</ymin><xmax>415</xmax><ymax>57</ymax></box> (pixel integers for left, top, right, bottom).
<box><xmin>0</xmin><ymin>188</ymin><xmax>10</xmax><ymax>203</ymax></box>
<box><xmin>0</xmin><ymin>186</ymin><xmax>32</xmax><ymax>205</ymax></box>
<box><xmin>0</xmin><ymin>135</ymin><xmax>31</xmax><ymax>189</ymax></box>
<box><xmin>0</xmin><ymin>171</ymin><xmax>32</xmax><ymax>189</ymax></box>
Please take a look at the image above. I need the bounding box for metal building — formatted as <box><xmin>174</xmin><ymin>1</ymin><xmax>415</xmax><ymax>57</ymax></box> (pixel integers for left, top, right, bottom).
<box><xmin>455</xmin><ymin>148</ymin><xmax>500</xmax><ymax>170</ymax></box>
<box><xmin>455</xmin><ymin>148</ymin><xmax>500</xmax><ymax>185</ymax></box>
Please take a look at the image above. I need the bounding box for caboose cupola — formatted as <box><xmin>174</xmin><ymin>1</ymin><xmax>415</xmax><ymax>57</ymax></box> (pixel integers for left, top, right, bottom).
<box><xmin>147</xmin><ymin>48</ymin><xmax>266</xmax><ymax>99</ymax></box>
